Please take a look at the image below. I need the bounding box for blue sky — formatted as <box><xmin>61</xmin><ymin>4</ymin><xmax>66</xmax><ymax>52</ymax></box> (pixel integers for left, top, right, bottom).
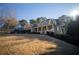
<box><xmin>0</xmin><ymin>3</ymin><xmax>79</xmax><ymax>21</ymax></box>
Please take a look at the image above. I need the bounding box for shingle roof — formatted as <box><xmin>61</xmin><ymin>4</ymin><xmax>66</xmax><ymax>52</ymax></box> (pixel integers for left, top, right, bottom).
<box><xmin>32</xmin><ymin>19</ymin><xmax>55</xmax><ymax>28</ymax></box>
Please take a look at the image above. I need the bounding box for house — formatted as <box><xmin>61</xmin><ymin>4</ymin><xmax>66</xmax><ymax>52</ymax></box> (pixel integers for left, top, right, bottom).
<box><xmin>10</xmin><ymin>23</ymin><xmax>32</xmax><ymax>34</ymax></box>
<box><xmin>31</xmin><ymin>15</ymin><xmax>72</xmax><ymax>35</ymax></box>
<box><xmin>31</xmin><ymin>19</ymin><xmax>55</xmax><ymax>34</ymax></box>
<box><xmin>10</xmin><ymin>24</ymin><xmax>24</xmax><ymax>33</ymax></box>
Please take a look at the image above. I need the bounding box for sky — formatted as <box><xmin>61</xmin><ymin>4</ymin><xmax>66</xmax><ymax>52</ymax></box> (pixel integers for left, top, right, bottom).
<box><xmin>0</xmin><ymin>3</ymin><xmax>79</xmax><ymax>21</ymax></box>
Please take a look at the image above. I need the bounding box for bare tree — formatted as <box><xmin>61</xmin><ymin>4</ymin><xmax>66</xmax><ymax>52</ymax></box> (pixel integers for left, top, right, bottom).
<box><xmin>24</xmin><ymin>23</ymin><xmax>31</xmax><ymax>30</ymax></box>
<box><xmin>2</xmin><ymin>17</ymin><xmax>19</xmax><ymax>33</ymax></box>
<box><xmin>0</xmin><ymin>8</ymin><xmax>18</xmax><ymax>33</ymax></box>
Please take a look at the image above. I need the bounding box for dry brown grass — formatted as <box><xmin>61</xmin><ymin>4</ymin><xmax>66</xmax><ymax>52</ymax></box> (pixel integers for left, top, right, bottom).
<box><xmin>0</xmin><ymin>36</ymin><xmax>57</xmax><ymax>55</ymax></box>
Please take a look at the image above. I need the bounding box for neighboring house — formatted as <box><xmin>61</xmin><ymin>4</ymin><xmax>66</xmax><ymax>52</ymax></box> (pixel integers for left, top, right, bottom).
<box><xmin>10</xmin><ymin>23</ymin><xmax>32</xmax><ymax>33</ymax></box>
<box><xmin>0</xmin><ymin>17</ymin><xmax>7</xmax><ymax>33</ymax></box>
<box><xmin>10</xmin><ymin>24</ymin><xmax>24</xmax><ymax>33</ymax></box>
<box><xmin>0</xmin><ymin>17</ymin><xmax>6</xmax><ymax>29</ymax></box>
<box><xmin>14</xmin><ymin>24</ymin><xmax>24</xmax><ymax>31</ymax></box>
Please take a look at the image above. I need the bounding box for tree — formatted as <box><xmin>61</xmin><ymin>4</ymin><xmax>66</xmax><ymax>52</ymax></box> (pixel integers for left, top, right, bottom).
<box><xmin>67</xmin><ymin>15</ymin><xmax>79</xmax><ymax>36</ymax></box>
<box><xmin>30</xmin><ymin>17</ymin><xmax>47</xmax><ymax>24</ymax></box>
<box><xmin>36</xmin><ymin>17</ymin><xmax>47</xmax><ymax>23</ymax></box>
<box><xmin>19</xmin><ymin>19</ymin><xmax>28</xmax><ymax>26</ymax></box>
<box><xmin>2</xmin><ymin>17</ymin><xmax>19</xmax><ymax>32</ymax></box>
<box><xmin>30</xmin><ymin>19</ymin><xmax>37</xmax><ymax>24</ymax></box>
<box><xmin>0</xmin><ymin>8</ymin><xmax>17</xmax><ymax>33</ymax></box>
<box><xmin>24</xmin><ymin>23</ymin><xmax>31</xmax><ymax>30</ymax></box>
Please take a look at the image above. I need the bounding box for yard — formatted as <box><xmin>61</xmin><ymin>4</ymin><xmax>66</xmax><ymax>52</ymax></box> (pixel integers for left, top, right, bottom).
<box><xmin>0</xmin><ymin>34</ymin><xmax>57</xmax><ymax>55</ymax></box>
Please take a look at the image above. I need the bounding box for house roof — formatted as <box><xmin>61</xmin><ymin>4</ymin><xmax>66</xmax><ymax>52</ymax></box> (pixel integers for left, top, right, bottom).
<box><xmin>32</xmin><ymin>19</ymin><xmax>55</xmax><ymax>28</ymax></box>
